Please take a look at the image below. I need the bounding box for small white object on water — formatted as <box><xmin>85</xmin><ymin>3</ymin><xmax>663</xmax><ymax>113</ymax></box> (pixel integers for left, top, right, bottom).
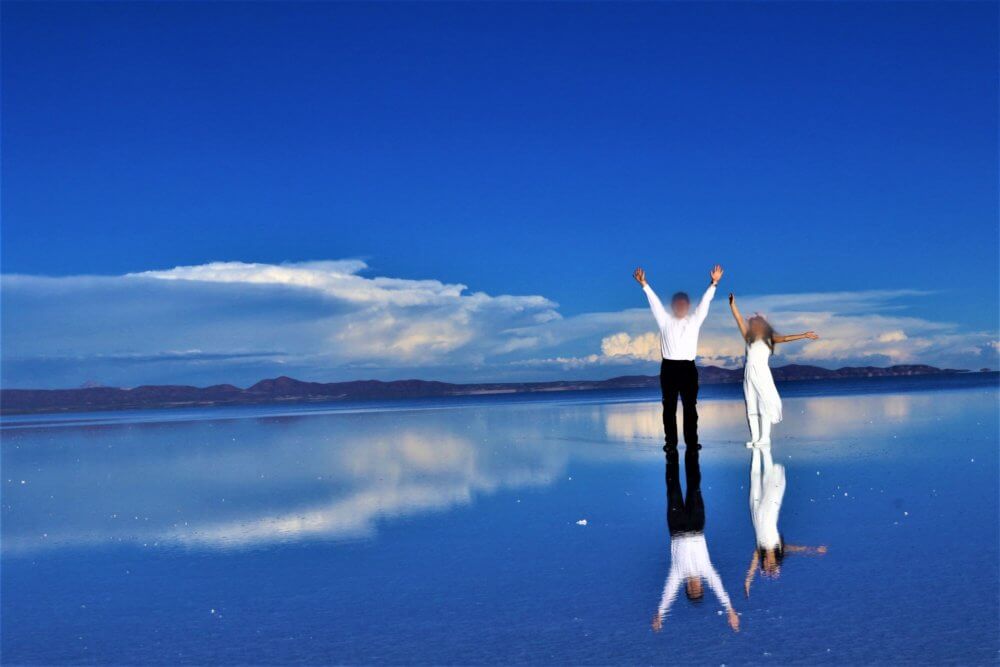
<box><xmin>576</xmin><ymin>519</ymin><xmax>588</xmax><ymax>526</ymax></box>
<box><xmin>210</xmin><ymin>609</ymin><xmax>216</xmax><ymax>614</ymax></box>
<box><xmin>903</xmin><ymin>511</ymin><xmax>908</xmax><ymax>516</ymax></box>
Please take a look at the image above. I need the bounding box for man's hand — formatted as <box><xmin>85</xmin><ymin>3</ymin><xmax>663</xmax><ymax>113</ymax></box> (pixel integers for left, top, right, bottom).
<box><xmin>804</xmin><ymin>331</ymin><xmax>820</xmax><ymax>340</ymax></box>
<box><xmin>728</xmin><ymin>609</ymin><xmax>740</xmax><ymax>632</ymax></box>
<box><xmin>633</xmin><ymin>267</ymin><xmax>647</xmax><ymax>287</ymax></box>
<box><xmin>816</xmin><ymin>545</ymin><xmax>828</xmax><ymax>554</ymax></box>
<box><xmin>651</xmin><ymin>612</ymin><xmax>663</xmax><ymax>632</ymax></box>
<box><xmin>710</xmin><ymin>264</ymin><xmax>723</xmax><ymax>286</ymax></box>
<box><xmin>728</xmin><ymin>292</ymin><xmax>735</xmax><ymax>305</ymax></box>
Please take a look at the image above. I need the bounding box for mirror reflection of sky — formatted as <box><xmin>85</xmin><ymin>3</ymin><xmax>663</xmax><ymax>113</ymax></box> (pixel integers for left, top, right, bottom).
<box><xmin>3</xmin><ymin>377</ymin><xmax>998</xmax><ymax>664</ymax></box>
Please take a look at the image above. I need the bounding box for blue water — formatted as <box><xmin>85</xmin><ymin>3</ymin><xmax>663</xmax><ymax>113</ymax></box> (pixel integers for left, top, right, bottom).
<box><xmin>2</xmin><ymin>375</ymin><xmax>998</xmax><ymax>664</ymax></box>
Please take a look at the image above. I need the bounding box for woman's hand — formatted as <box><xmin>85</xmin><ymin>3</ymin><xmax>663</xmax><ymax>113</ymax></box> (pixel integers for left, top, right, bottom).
<box><xmin>633</xmin><ymin>267</ymin><xmax>647</xmax><ymax>287</ymax></box>
<box><xmin>804</xmin><ymin>331</ymin><xmax>819</xmax><ymax>340</ymax></box>
<box><xmin>729</xmin><ymin>293</ymin><xmax>735</xmax><ymax>305</ymax></box>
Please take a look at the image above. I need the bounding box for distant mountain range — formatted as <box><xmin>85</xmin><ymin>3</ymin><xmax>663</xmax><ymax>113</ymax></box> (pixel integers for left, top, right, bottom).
<box><xmin>0</xmin><ymin>364</ymin><xmax>983</xmax><ymax>416</ymax></box>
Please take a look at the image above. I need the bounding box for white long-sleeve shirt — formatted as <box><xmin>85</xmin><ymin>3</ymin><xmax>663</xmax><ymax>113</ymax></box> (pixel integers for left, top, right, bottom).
<box><xmin>656</xmin><ymin>533</ymin><xmax>733</xmax><ymax>619</ymax></box>
<box><xmin>642</xmin><ymin>283</ymin><xmax>717</xmax><ymax>361</ymax></box>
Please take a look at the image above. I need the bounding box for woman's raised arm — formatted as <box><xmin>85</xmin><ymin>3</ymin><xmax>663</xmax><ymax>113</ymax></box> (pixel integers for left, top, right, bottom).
<box><xmin>784</xmin><ymin>544</ymin><xmax>828</xmax><ymax>555</ymax></box>
<box><xmin>773</xmin><ymin>332</ymin><xmax>819</xmax><ymax>345</ymax></box>
<box><xmin>729</xmin><ymin>293</ymin><xmax>748</xmax><ymax>338</ymax></box>
<box><xmin>743</xmin><ymin>550</ymin><xmax>759</xmax><ymax>597</ymax></box>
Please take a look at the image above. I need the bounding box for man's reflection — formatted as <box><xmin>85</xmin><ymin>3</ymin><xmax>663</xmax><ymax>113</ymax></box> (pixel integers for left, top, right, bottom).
<box><xmin>653</xmin><ymin>449</ymin><xmax>740</xmax><ymax>633</ymax></box>
<box><xmin>744</xmin><ymin>445</ymin><xmax>827</xmax><ymax>596</ymax></box>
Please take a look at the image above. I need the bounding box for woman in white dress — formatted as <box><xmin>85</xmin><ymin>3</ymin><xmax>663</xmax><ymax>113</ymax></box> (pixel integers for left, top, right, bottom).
<box><xmin>728</xmin><ymin>293</ymin><xmax>819</xmax><ymax>446</ymax></box>
<box><xmin>743</xmin><ymin>445</ymin><xmax>827</xmax><ymax>594</ymax></box>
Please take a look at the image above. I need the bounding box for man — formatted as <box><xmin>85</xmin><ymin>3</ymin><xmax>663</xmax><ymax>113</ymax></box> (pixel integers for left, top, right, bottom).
<box><xmin>652</xmin><ymin>448</ymin><xmax>739</xmax><ymax>633</ymax></box>
<box><xmin>633</xmin><ymin>264</ymin><xmax>723</xmax><ymax>451</ymax></box>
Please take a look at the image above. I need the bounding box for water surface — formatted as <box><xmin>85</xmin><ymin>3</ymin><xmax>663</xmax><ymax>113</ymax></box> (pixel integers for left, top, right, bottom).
<box><xmin>3</xmin><ymin>376</ymin><xmax>998</xmax><ymax>664</ymax></box>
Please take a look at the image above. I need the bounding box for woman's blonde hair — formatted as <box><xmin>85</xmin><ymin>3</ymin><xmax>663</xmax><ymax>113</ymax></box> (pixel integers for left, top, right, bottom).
<box><xmin>746</xmin><ymin>316</ymin><xmax>776</xmax><ymax>353</ymax></box>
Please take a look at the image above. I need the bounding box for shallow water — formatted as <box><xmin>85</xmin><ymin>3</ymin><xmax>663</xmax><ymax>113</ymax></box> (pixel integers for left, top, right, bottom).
<box><xmin>2</xmin><ymin>377</ymin><xmax>998</xmax><ymax>664</ymax></box>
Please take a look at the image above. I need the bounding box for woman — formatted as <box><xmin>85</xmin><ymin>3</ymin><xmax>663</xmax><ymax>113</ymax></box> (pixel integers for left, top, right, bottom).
<box><xmin>744</xmin><ymin>445</ymin><xmax>827</xmax><ymax>596</ymax></box>
<box><xmin>728</xmin><ymin>293</ymin><xmax>819</xmax><ymax>446</ymax></box>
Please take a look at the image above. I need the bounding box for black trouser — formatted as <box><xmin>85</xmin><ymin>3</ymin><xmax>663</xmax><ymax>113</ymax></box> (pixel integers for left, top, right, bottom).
<box><xmin>666</xmin><ymin>448</ymin><xmax>704</xmax><ymax>536</ymax></box>
<box><xmin>659</xmin><ymin>359</ymin><xmax>699</xmax><ymax>448</ymax></box>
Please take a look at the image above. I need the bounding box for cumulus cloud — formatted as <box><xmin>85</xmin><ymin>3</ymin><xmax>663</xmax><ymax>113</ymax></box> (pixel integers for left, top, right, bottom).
<box><xmin>131</xmin><ymin>261</ymin><xmax>559</xmax><ymax>364</ymax></box>
<box><xmin>1</xmin><ymin>260</ymin><xmax>996</xmax><ymax>387</ymax></box>
<box><xmin>133</xmin><ymin>260</ymin><xmax>497</xmax><ymax>308</ymax></box>
<box><xmin>2</xmin><ymin>261</ymin><xmax>562</xmax><ymax>386</ymax></box>
<box><xmin>514</xmin><ymin>290</ymin><xmax>998</xmax><ymax>373</ymax></box>
<box><xmin>600</xmin><ymin>332</ymin><xmax>660</xmax><ymax>361</ymax></box>
<box><xmin>877</xmin><ymin>330</ymin><xmax>908</xmax><ymax>343</ymax></box>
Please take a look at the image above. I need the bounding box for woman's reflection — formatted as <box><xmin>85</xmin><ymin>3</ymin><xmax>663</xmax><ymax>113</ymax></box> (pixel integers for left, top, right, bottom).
<box><xmin>744</xmin><ymin>445</ymin><xmax>827</xmax><ymax>597</ymax></box>
<box><xmin>653</xmin><ymin>449</ymin><xmax>740</xmax><ymax>633</ymax></box>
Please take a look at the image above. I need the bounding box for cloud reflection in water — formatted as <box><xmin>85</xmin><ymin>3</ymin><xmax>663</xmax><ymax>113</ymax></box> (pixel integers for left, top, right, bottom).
<box><xmin>4</xmin><ymin>407</ymin><xmax>584</xmax><ymax>553</ymax></box>
<box><xmin>1</xmin><ymin>391</ymin><xmax>965</xmax><ymax>554</ymax></box>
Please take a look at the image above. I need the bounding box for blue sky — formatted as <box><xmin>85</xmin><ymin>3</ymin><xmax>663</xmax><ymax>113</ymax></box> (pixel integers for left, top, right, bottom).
<box><xmin>3</xmin><ymin>2</ymin><xmax>998</xmax><ymax>388</ymax></box>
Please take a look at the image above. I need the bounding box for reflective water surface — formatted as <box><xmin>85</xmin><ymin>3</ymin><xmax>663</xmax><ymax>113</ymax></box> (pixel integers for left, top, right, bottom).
<box><xmin>3</xmin><ymin>378</ymin><xmax>998</xmax><ymax>664</ymax></box>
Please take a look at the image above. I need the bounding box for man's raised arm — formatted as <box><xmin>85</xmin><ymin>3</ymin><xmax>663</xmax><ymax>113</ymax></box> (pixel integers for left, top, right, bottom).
<box><xmin>655</xmin><ymin>565</ymin><xmax>683</xmax><ymax>625</ymax></box>
<box><xmin>634</xmin><ymin>267</ymin><xmax>669</xmax><ymax>330</ymax></box>
<box><xmin>703</xmin><ymin>564</ymin><xmax>740</xmax><ymax>632</ymax></box>
<box><xmin>693</xmin><ymin>264</ymin><xmax>723</xmax><ymax>324</ymax></box>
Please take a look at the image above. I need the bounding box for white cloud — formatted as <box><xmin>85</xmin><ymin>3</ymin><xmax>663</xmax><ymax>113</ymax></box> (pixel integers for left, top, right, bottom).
<box><xmin>877</xmin><ymin>330</ymin><xmax>908</xmax><ymax>343</ymax></box>
<box><xmin>130</xmin><ymin>260</ymin><xmax>525</xmax><ymax>309</ymax></box>
<box><xmin>2</xmin><ymin>260</ymin><xmax>997</xmax><ymax>387</ymax></box>
<box><xmin>2</xmin><ymin>261</ymin><xmax>563</xmax><ymax>385</ymax></box>
<box><xmin>132</xmin><ymin>261</ymin><xmax>559</xmax><ymax>364</ymax></box>
<box><xmin>512</xmin><ymin>290</ymin><xmax>997</xmax><ymax>372</ymax></box>
<box><xmin>600</xmin><ymin>331</ymin><xmax>660</xmax><ymax>361</ymax></box>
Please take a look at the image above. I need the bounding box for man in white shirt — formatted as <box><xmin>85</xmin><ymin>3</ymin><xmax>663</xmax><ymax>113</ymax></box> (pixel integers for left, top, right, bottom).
<box><xmin>633</xmin><ymin>264</ymin><xmax>723</xmax><ymax>451</ymax></box>
<box><xmin>652</xmin><ymin>449</ymin><xmax>739</xmax><ymax>633</ymax></box>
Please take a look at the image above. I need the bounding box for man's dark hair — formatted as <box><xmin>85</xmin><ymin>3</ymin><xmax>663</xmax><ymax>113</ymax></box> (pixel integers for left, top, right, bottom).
<box><xmin>671</xmin><ymin>292</ymin><xmax>690</xmax><ymax>304</ymax></box>
<box><xmin>685</xmin><ymin>587</ymin><xmax>704</xmax><ymax>602</ymax></box>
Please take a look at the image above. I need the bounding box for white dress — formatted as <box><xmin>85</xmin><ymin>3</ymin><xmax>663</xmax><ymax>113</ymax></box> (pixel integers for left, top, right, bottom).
<box><xmin>749</xmin><ymin>446</ymin><xmax>786</xmax><ymax>549</ymax></box>
<box><xmin>743</xmin><ymin>339</ymin><xmax>782</xmax><ymax>424</ymax></box>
